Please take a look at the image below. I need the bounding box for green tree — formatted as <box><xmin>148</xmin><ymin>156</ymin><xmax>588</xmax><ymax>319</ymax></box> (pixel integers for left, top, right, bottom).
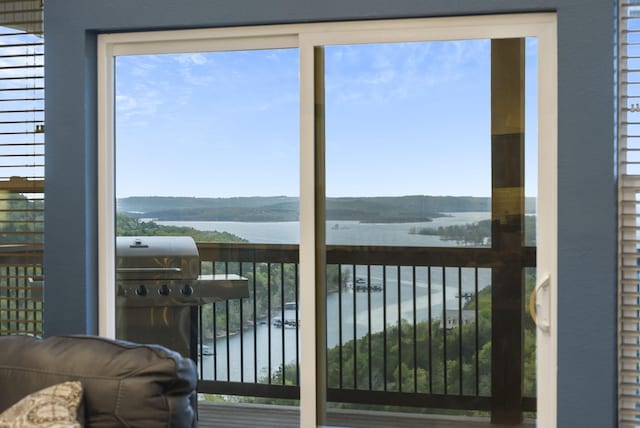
<box><xmin>116</xmin><ymin>213</ymin><xmax>248</xmax><ymax>243</ymax></box>
<box><xmin>0</xmin><ymin>193</ymin><xmax>44</xmax><ymax>244</ymax></box>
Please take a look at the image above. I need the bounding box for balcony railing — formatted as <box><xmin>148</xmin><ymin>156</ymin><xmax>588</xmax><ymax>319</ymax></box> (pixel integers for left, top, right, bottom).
<box><xmin>0</xmin><ymin>241</ymin><xmax>535</xmax><ymax>421</ymax></box>
<box><xmin>195</xmin><ymin>242</ymin><xmax>536</xmax><ymax>420</ymax></box>
<box><xmin>0</xmin><ymin>243</ymin><xmax>43</xmax><ymax>336</ymax></box>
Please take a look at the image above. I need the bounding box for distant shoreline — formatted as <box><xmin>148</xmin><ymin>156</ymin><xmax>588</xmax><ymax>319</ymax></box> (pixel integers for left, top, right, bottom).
<box><xmin>118</xmin><ymin>195</ymin><xmax>535</xmax><ymax>223</ymax></box>
<box><xmin>154</xmin><ymin>212</ymin><xmax>495</xmax><ymax>246</ymax></box>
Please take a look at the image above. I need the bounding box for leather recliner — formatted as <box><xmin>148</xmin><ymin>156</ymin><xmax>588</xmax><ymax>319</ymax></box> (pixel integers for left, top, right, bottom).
<box><xmin>0</xmin><ymin>334</ymin><xmax>197</xmax><ymax>427</ymax></box>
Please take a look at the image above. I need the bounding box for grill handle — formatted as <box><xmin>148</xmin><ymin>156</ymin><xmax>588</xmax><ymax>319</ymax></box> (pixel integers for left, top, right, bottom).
<box><xmin>117</xmin><ymin>267</ymin><xmax>182</xmax><ymax>273</ymax></box>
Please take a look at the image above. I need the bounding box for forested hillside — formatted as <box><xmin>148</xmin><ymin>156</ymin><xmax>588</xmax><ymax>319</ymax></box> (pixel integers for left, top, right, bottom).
<box><xmin>118</xmin><ymin>195</ymin><xmax>536</xmax><ymax>223</ymax></box>
<box><xmin>0</xmin><ymin>193</ymin><xmax>43</xmax><ymax>244</ymax></box>
<box><xmin>117</xmin><ymin>214</ymin><xmax>247</xmax><ymax>243</ymax></box>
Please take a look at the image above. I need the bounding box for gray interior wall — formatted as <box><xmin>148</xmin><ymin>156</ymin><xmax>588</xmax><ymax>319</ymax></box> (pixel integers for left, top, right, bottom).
<box><xmin>44</xmin><ymin>1</ymin><xmax>615</xmax><ymax>426</ymax></box>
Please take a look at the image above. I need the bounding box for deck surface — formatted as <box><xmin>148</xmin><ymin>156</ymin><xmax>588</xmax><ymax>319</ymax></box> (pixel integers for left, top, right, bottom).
<box><xmin>197</xmin><ymin>401</ymin><xmax>536</xmax><ymax>428</ymax></box>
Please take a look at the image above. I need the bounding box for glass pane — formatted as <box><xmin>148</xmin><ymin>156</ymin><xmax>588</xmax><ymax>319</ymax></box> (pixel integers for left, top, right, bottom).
<box><xmin>115</xmin><ymin>49</ymin><xmax>299</xmax><ymax>239</ymax></box>
<box><xmin>325</xmin><ymin>40</ymin><xmax>491</xmax><ymax>247</ymax></box>
<box><xmin>323</xmin><ymin>38</ymin><xmax>538</xmax><ymax>419</ymax></box>
<box><xmin>323</xmin><ymin>39</ymin><xmax>492</xmax><ymax>408</ymax></box>
<box><xmin>113</xmin><ymin>49</ymin><xmax>300</xmax><ymax>406</ymax></box>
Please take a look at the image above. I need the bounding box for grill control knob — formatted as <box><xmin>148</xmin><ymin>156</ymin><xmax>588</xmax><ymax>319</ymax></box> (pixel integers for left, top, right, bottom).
<box><xmin>135</xmin><ymin>285</ymin><xmax>148</xmax><ymax>297</ymax></box>
<box><xmin>181</xmin><ymin>284</ymin><xmax>194</xmax><ymax>296</ymax></box>
<box><xmin>158</xmin><ymin>284</ymin><xmax>171</xmax><ymax>296</ymax></box>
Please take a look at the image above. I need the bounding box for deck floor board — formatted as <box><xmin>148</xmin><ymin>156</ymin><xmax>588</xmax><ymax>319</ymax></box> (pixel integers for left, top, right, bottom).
<box><xmin>197</xmin><ymin>402</ymin><xmax>535</xmax><ymax>428</ymax></box>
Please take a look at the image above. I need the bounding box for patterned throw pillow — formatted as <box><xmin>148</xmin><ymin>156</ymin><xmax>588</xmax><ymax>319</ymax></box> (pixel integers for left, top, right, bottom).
<box><xmin>0</xmin><ymin>381</ymin><xmax>83</xmax><ymax>428</ymax></box>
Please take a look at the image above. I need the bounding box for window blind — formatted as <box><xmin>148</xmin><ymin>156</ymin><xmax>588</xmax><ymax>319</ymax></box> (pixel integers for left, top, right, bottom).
<box><xmin>0</xmin><ymin>0</ymin><xmax>43</xmax><ymax>337</ymax></box>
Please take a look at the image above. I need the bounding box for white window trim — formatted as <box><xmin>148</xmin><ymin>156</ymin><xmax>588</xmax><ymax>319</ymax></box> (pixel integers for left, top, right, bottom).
<box><xmin>97</xmin><ymin>13</ymin><xmax>557</xmax><ymax>427</ymax></box>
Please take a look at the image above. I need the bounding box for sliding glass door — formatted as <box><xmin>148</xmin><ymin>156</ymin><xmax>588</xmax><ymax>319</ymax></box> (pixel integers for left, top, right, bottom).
<box><xmin>98</xmin><ymin>14</ymin><xmax>557</xmax><ymax>427</ymax></box>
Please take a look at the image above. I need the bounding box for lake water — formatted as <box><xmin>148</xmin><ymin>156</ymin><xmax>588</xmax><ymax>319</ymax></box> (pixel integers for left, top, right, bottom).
<box><xmin>160</xmin><ymin>212</ymin><xmax>492</xmax><ymax>382</ymax></box>
<box><xmin>200</xmin><ymin>267</ymin><xmax>490</xmax><ymax>382</ymax></box>
<box><xmin>158</xmin><ymin>211</ymin><xmax>490</xmax><ymax>246</ymax></box>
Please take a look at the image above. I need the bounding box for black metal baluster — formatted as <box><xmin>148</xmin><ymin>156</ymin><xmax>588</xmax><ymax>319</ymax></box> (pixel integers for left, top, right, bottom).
<box><xmin>475</xmin><ymin>267</ymin><xmax>480</xmax><ymax>396</ymax></box>
<box><xmin>353</xmin><ymin>265</ymin><xmax>358</xmax><ymax>389</ymax></box>
<box><xmin>211</xmin><ymin>262</ymin><xmax>218</xmax><ymax>381</ymax></box>
<box><xmin>10</xmin><ymin>266</ymin><xmax>15</xmax><ymax>334</ymax></box>
<box><xmin>239</xmin><ymin>262</ymin><xmax>245</xmax><ymax>383</ymax></box>
<box><xmin>253</xmin><ymin>262</ymin><xmax>258</xmax><ymax>383</ymax></box>
<box><xmin>295</xmin><ymin>263</ymin><xmax>299</xmax><ymax>385</ymax></box>
<box><xmin>443</xmin><ymin>266</ymin><xmax>447</xmax><ymax>395</ymax></box>
<box><xmin>225</xmin><ymin>261</ymin><xmax>230</xmax><ymax>382</ymax></box>
<box><xmin>15</xmin><ymin>267</ymin><xmax>19</xmax><ymax>333</ymax></box>
<box><xmin>428</xmin><ymin>266</ymin><xmax>433</xmax><ymax>394</ymax></box>
<box><xmin>458</xmin><ymin>267</ymin><xmax>463</xmax><ymax>395</ymax></box>
<box><xmin>5</xmin><ymin>267</ymin><xmax>9</xmax><ymax>333</ymax></box>
<box><xmin>280</xmin><ymin>263</ymin><xmax>285</xmax><ymax>385</ymax></box>
<box><xmin>267</xmin><ymin>262</ymin><xmax>272</xmax><ymax>384</ymax></box>
<box><xmin>338</xmin><ymin>265</ymin><xmax>346</xmax><ymax>388</ymax></box>
<box><xmin>7</xmin><ymin>267</ymin><xmax>12</xmax><ymax>333</ymax></box>
<box><xmin>212</xmin><ymin>302</ymin><xmax>217</xmax><ymax>381</ymax></box>
<box><xmin>397</xmin><ymin>266</ymin><xmax>402</xmax><ymax>392</ymax></box>
<box><xmin>367</xmin><ymin>264</ymin><xmax>372</xmax><ymax>391</ymax></box>
<box><xmin>2</xmin><ymin>266</ymin><xmax>6</xmax><ymax>334</ymax></box>
<box><xmin>383</xmin><ymin>265</ymin><xmax>387</xmax><ymax>392</ymax></box>
<box><xmin>11</xmin><ymin>267</ymin><xmax>15</xmax><ymax>334</ymax></box>
<box><xmin>199</xmin><ymin>304</ymin><xmax>204</xmax><ymax>379</ymax></box>
<box><xmin>413</xmin><ymin>265</ymin><xmax>417</xmax><ymax>393</ymax></box>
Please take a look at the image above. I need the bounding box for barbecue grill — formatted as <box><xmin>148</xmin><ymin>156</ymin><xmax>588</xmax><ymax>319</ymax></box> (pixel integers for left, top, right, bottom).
<box><xmin>115</xmin><ymin>236</ymin><xmax>248</xmax><ymax>358</ymax></box>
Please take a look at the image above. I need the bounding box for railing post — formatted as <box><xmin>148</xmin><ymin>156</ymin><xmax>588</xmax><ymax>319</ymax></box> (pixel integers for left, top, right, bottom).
<box><xmin>313</xmin><ymin>46</ymin><xmax>328</xmax><ymax>427</ymax></box>
<box><xmin>490</xmin><ymin>38</ymin><xmax>525</xmax><ymax>424</ymax></box>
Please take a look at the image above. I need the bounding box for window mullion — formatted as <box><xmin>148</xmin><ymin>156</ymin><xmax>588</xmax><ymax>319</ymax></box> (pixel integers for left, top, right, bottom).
<box><xmin>298</xmin><ymin>36</ymin><xmax>327</xmax><ymax>428</ymax></box>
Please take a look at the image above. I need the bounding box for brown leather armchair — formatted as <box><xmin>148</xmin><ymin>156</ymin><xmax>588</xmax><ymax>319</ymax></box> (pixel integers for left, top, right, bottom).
<box><xmin>0</xmin><ymin>335</ymin><xmax>197</xmax><ymax>427</ymax></box>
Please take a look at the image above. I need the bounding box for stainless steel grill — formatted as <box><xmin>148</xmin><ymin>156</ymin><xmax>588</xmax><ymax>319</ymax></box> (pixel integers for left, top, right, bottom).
<box><xmin>115</xmin><ymin>236</ymin><xmax>248</xmax><ymax>358</ymax></box>
<box><xmin>116</xmin><ymin>236</ymin><xmax>247</xmax><ymax>306</ymax></box>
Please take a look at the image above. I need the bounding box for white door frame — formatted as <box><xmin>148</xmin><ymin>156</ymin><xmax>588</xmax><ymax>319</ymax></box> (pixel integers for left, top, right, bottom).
<box><xmin>97</xmin><ymin>13</ymin><xmax>558</xmax><ymax>427</ymax></box>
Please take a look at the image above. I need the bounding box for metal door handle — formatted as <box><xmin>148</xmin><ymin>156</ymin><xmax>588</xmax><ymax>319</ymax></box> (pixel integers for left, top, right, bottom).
<box><xmin>528</xmin><ymin>274</ymin><xmax>550</xmax><ymax>332</ymax></box>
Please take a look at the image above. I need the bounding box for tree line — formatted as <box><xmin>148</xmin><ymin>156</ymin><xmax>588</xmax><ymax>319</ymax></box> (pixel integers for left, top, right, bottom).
<box><xmin>118</xmin><ymin>195</ymin><xmax>540</xmax><ymax>223</ymax></box>
<box><xmin>409</xmin><ymin>216</ymin><xmax>537</xmax><ymax>246</ymax></box>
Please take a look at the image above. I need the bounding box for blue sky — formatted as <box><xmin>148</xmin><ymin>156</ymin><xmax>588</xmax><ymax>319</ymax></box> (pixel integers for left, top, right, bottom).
<box><xmin>115</xmin><ymin>38</ymin><xmax>538</xmax><ymax>198</ymax></box>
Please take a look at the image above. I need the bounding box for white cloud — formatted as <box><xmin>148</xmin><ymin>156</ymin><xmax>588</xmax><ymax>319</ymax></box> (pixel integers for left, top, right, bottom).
<box><xmin>115</xmin><ymin>85</ymin><xmax>164</xmax><ymax>126</ymax></box>
<box><xmin>256</xmin><ymin>103</ymin><xmax>271</xmax><ymax>112</ymax></box>
<box><xmin>179</xmin><ymin>66</ymin><xmax>217</xmax><ymax>86</ymax></box>
<box><xmin>326</xmin><ymin>39</ymin><xmax>490</xmax><ymax>106</ymax></box>
<box><xmin>175</xmin><ymin>53</ymin><xmax>208</xmax><ymax>65</ymax></box>
<box><xmin>131</xmin><ymin>61</ymin><xmax>158</xmax><ymax>77</ymax></box>
<box><xmin>115</xmin><ymin>95</ymin><xmax>137</xmax><ymax>112</ymax></box>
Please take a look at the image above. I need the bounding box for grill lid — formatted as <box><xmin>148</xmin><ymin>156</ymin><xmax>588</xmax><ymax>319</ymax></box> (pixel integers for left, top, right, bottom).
<box><xmin>116</xmin><ymin>236</ymin><xmax>200</xmax><ymax>280</ymax></box>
